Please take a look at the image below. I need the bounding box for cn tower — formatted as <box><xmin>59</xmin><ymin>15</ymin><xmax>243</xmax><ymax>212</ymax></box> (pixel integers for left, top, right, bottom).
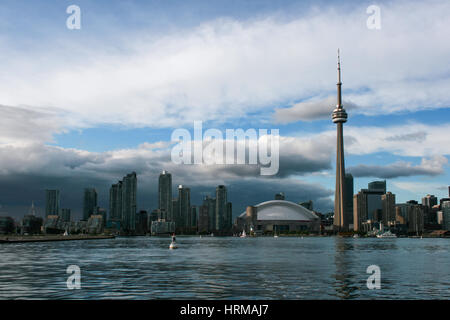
<box><xmin>332</xmin><ymin>50</ymin><xmax>348</xmax><ymax>232</ymax></box>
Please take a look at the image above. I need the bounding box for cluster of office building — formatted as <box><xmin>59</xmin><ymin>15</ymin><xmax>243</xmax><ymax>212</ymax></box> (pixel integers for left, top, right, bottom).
<box><xmin>0</xmin><ymin>170</ymin><xmax>233</xmax><ymax>236</ymax></box>
<box><xmin>333</xmin><ymin>175</ymin><xmax>450</xmax><ymax>236</ymax></box>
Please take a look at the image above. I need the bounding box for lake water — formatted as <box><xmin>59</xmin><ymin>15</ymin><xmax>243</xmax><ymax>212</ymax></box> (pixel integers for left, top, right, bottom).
<box><xmin>0</xmin><ymin>236</ymin><xmax>449</xmax><ymax>299</ymax></box>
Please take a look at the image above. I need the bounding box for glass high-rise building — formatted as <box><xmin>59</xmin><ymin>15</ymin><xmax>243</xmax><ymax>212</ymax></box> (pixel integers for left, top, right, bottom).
<box><xmin>122</xmin><ymin>172</ymin><xmax>137</xmax><ymax>232</ymax></box>
<box><xmin>61</xmin><ymin>208</ymin><xmax>71</xmax><ymax>222</ymax></box>
<box><xmin>368</xmin><ymin>180</ymin><xmax>386</xmax><ymax>193</ymax></box>
<box><xmin>344</xmin><ymin>173</ymin><xmax>354</xmax><ymax>226</ymax></box>
<box><xmin>158</xmin><ymin>171</ymin><xmax>172</xmax><ymax>222</ymax></box>
<box><xmin>442</xmin><ymin>201</ymin><xmax>450</xmax><ymax>231</ymax></box>
<box><xmin>381</xmin><ymin>192</ymin><xmax>396</xmax><ymax>226</ymax></box>
<box><xmin>215</xmin><ymin>185</ymin><xmax>227</xmax><ymax>231</ymax></box>
<box><xmin>109</xmin><ymin>181</ymin><xmax>122</xmax><ymax>222</ymax></box>
<box><xmin>178</xmin><ymin>185</ymin><xmax>191</xmax><ymax>230</ymax></box>
<box><xmin>83</xmin><ymin>188</ymin><xmax>98</xmax><ymax>221</ymax></box>
<box><xmin>422</xmin><ymin>194</ymin><xmax>437</xmax><ymax>208</ymax></box>
<box><xmin>45</xmin><ymin>189</ymin><xmax>60</xmax><ymax>217</ymax></box>
<box><xmin>172</xmin><ymin>198</ymin><xmax>179</xmax><ymax>229</ymax></box>
<box><xmin>353</xmin><ymin>188</ymin><xmax>384</xmax><ymax>231</ymax></box>
<box><xmin>202</xmin><ymin>196</ymin><xmax>216</xmax><ymax>232</ymax></box>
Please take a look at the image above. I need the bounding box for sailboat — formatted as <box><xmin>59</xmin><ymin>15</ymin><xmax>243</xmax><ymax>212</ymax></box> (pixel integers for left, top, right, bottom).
<box><xmin>273</xmin><ymin>226</ymin><xmax>278</xmax><ymax>238</ymax></box>
<box><xmin>240</xmin><ymin>229</ymin><xmax>247</xmax><ymax>238</ymax></box>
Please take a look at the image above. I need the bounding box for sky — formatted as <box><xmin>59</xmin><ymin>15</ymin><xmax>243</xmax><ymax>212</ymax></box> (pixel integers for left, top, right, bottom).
<box><xmin>0</xmin><ymin>0</ymin><xmax>449</xmax><ymax>220</ymax></box>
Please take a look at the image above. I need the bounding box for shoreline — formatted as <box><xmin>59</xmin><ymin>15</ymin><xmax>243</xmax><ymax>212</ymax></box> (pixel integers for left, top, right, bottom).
<box><xmin>0</xmin><ymin>234</ymin><xmax>115</xmax><ymax>243</ymax></box>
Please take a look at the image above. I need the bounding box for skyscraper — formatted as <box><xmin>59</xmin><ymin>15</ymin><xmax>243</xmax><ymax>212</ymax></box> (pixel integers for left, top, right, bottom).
<box><xmin>158</xmin><ymin>171</ymin><xmax>172</xmax><ymax>222</ymax></box>
<box><xmin>83</xmin><ymin>188</ymin><xmax>98</xmax><ymax>221</ymax></box>
<box><xmin>353</xmin><ymin>188</ymin><xmax>384</xmax><ymax>231</ymax></box>
<box><xmin>422</xmin><ymin>194</ymin><xmax>438</xmax><ymax>224</ymax></box>
<box><xmin>422</xmin><ymin>194</ymin><xmax>437</xmax><ymax>208</ymax></box>
<box><xmin>190</xmin><ymin>206</ymin><xmax>198</xmax><ymax>230</ymax></box>
<box><xmin>215</xmin><ymin>185</ymin><xmax>227</xmax><ymax>231</ymax></box>
<box><xmin>178</xmin><ymin>185</ymin><xmax>190</xmax><ymax>231</ymax></box>
<box><xmin>61</xmin><ymin>208</ymin><xmax>71</xmax><ymax>222</ymax></box>
<box><xmin>122</xmin><ymin>172</ymin><xmax>137</xmax><ymax>233</ymax></box>
<box><xmin>45</xmin><ymin>189</ymin><xmax>60</xmax><ymax>217</ymax></box>
<box><xmin>109</xmin><ymin>181</ymin><xmax>123</xmax><ymax>222</ymax></box>
<box><xmin>368</xmin><ymin>180</ymin><xmax>387</xmax><ymax>193</ymax></box>
<box><xmin>344</xmin><ymin>173</ymin><xmax>354</xmax><ymax>226</ymax></box>
<box><xmin>381</xmin><ymin>192</ymin><xmax>396</xmax><ymax>226</ymax></box>
<box><xmin>202</xmin><ymin>195</ymin><xmax>216</xmax><ymax>232</ymax></box>
<box><xmin>172</xmin><ymin>198</ymin><xmax>179</xmax><ymax>228</ymax></box>
<box><xmin>442</xmin><ymin>201</ymin><xmax>450</xmax><ymax>231</ymax></box>
<box><xmin>198</xmin><ymin>205</ymin><xmax>210</xmax><ymax>233</ymax></box>
<box><xmin>332</xmin><ymin>50</ymin><xmax>348</xmax><ymax>232</ymax></box>
<box><xmin>226</xmin><ymin>202</ymin><xmax>233</xmax><ymax>231</ymax></box>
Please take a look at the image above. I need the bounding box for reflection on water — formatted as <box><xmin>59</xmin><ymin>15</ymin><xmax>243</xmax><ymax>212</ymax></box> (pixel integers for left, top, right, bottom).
<box><xmin>0</xmin><ymin>237</ymin><xmax>449</xmax><ymax>299</ymax></box>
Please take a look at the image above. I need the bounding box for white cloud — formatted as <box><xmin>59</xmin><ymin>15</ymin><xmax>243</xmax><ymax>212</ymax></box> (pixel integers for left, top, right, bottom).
<box><xmin>393</xmin><ymin>181</ymin><xmax>448</xmax><ymax>195</ymax></box>
<box><xmin>0</xmin><ymin>1</ymin><xmax>449</xmax><ymax>128</ymax></box>
<box><xmin>342</xmin><ymin>123</ymin><xmax>450</xmax><ymax>157</ymax></box>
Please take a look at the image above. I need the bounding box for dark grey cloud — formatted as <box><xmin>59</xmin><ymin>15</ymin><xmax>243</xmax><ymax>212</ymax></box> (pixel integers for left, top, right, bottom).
<box><xmin>0</xmin><ymin>134</ymin><xmax>335</xmax><ymax>221</ymax></box>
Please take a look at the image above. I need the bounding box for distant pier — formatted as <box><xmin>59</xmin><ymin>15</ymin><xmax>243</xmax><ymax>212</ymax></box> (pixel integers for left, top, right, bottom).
<box><xmin>0</xmin><ymin>234</ymin><xmax>115</xmax><ymax>243</ymax></box>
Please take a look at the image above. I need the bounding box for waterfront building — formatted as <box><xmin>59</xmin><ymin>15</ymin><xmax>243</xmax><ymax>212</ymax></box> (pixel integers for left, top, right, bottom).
<box><xmin>437</xmin><ymin>210</ymin><xmax>444</xmax><ymax>225</ymax></box>
<box><xmin>61</xmin><ymin>208</ymin><xmax>71</xmax><ymax>222</ymax></box>
<box><xmin>86</xmin><ymin>215</ymin><xmax>104</xmax><ymax>234</ymax></box>
<box><xmin>21</xmin><ymin>215</ymin><xmax>43</xmax><ymax>235</ymax></box>
<box><xmin>442</xmin><ymin>201</ymin><xmax>450</xmax><ymax>231</ymax></box>
<box><xmin>422</xmin><ymin>194</ymin><xmax>438</xmax><ymax>208</ymax></box>
<box><xmin>136</xmin><ymin>210</ymin><xmax>148</xmax><ymax>235</ymax></box>
<box><xmin>93</xmin><ymin>207</ymin><xmax>107</xmax><ymax>226</ymax></box>
<box><xmin>121</xmin><ymin>172</ymin><xmax>137</xmax><ymax>233</ymax></box>
<box><xmin>395</xmin><ymin>206</ymin><xmax>406</xmax><ymax>224</ymax></box>
<box><xmin>198</xmin><ymin>204</ymin><xmax>210</xmax><ymax>233</ymax></box>
<box><xmin>226</xmin><ymin>202</ymin><xmax>232</xmax><ymax>232</ymax></box>
<box><xmin>149</xmin><ymin>209</ymin><xmax>159</xmax><ymax>222</ymax></box>
<box><xmin>344</xmin><ymin>173</ymin><xmax>354</xmax><ymax>226</ymax></box>
<box><xmin>150</xmin><ymin>220</ymin><xmax>175</xmax><ymax>235</ymax></box>
<box><xmin>332</xmin><ymin>50</ymin><xmax>349</xmax><ymax>232</ymax></box>
<box><xmin>43</xmin><ymin>215</ymin><xmax>63</xmax><ymax>234</ymax></box>
<box><xmin>406</xmin><ymin>201</ymin><xmax>424</xmax><ymax>235</ymax></box>
<box><xmin>158</xmin><ymin>171</ymin><xmax>173</xmax><ymax>221</ymax></box>
<box><xmin>215</xmin><ymin>185</ymin><xmax>228</xmax><ymax>232</ymax></box>
<box><xmin>0</xmin><ymin>217</ymin><xmax>15</xmax><ymax>234</ymax></box>
<box><xmin>440</xmin><ymin>198</ymin><xmax>450</xmax><ymax>209</ymax></box>
<box><xmin>45</xmin><ymin>189</ymin><xmax>60</xmax><ymax>217</ymax></box>
<box><xmin>109</xmin><ymin>182</ymin><xmax>122</xmax><ymax>222</ymax></box>
<box><xmin>381</xmin><ymin>192</ymin><xmax>396</xmax><ymax>226</ymax></box>
<box><xmin>177</xmin><ymin>185</ymin><xmax>191</xmax><ymax>232</ymax></box>
<box><xmin>83</xmin><ymin>188</ymin><xmax>97</xmax><ymax>221</ymax></box>
<box><xmin>235</xmin><ymin>200</ymin><xmax>320</xmax><ymax>235</ymax></box>
<box><xmin>422</xmin><ymin>194</ymin><xmax>438</xmax><ymax>224</ymax></box>
<box><xmin>353</xmin><ymin>188</ymin><xmax>384</xmax><ymax>231</ymax></box>
<box><xmin>172</xmin><ymin>198</ymin><xmax>179</xmax><ymax>228</ymax></box>
<box><xmin>203</xmin><ymin>196</ymin><xmax>216</xmax><ymax>231</ymax></box>
<box><xmin>190</xmin><ymin>206</ymin><xmax>198</xmax><ymax>230</ymax></box>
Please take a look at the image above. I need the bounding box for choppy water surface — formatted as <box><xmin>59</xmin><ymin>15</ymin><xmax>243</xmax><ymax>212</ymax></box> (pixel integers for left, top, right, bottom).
<box><xmin>0</xmin><ymin>236</ymin><xmax>449</xmax><ymax>299</ymax></box>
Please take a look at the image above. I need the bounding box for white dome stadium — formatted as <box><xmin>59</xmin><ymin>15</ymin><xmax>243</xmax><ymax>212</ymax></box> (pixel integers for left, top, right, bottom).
<box><xmin>239</xmin><ymin>200</ymin><xmax>318</xmax><ymax>221</ymax></box>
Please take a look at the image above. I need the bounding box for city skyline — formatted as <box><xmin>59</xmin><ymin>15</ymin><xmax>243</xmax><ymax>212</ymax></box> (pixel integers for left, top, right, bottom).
<box><xmin>0</xmin><ymin>0</ymin><xmax>450</xmax><ymax>220</ymax></box>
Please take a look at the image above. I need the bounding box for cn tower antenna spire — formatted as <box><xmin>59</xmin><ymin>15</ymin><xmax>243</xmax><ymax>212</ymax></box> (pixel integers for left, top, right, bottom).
<box><xmin>337</xmin><ymin>48</ymin><xmax>342</xmax><ymax>108</ymax></box>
